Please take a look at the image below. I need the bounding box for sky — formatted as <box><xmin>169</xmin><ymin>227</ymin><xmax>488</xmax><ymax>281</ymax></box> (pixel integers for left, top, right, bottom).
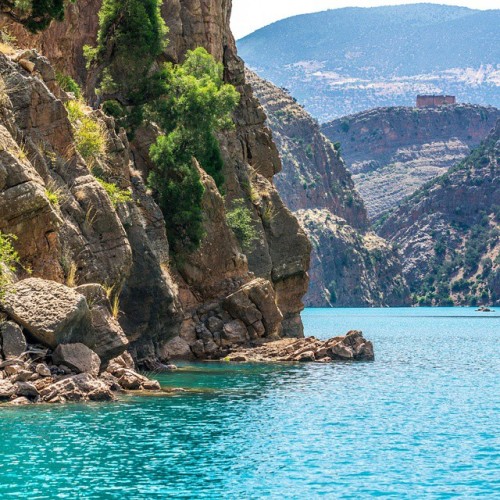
<box><xmin>231</xmin><ymin>0</ymin><xmax>500</xmax><ymax>39</ymax></box>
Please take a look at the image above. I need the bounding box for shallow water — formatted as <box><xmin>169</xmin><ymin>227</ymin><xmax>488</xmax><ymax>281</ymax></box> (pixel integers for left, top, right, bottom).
<box><xmin>1</xmin><ymin>308</ymin><xmax>499</xmax><ymax>498</ymax></box>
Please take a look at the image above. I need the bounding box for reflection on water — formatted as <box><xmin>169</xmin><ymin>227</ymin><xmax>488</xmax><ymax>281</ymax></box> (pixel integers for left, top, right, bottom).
<box><xmin>0</xmin><ymin>308</ymin><xmax>498</xmax><ymax>498</ymax></box>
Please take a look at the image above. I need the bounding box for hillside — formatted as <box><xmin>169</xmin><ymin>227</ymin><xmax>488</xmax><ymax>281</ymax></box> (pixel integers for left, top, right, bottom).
<box><xmin>248</xmin><ymin>70</ymin><xmax>409</xmax><ymax>307</ymax></box>
<box><xmin>322</xmin><ymin>104</ymin><xmax>500</xmax><ymax>219</ymax></box>
<box><xmin>238</xmin><ymin>4</ymin><xmax>500</xmax><ymax>121</ymax></box>
<box><xmin>378</xmin><ymin>120</ymin><xmax>500</xmax><ymax>306</ymax></box>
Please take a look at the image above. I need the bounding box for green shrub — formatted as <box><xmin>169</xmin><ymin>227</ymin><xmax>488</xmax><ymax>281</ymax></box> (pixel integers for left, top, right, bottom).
<box><xmin>149</xmin><ymin>133</ymin><xmax>205</xmax><ymax>252</ymax></box>
<box><xmin>96</xmin><ymin>179</ymin><xmax>132</xmax><ymax>207</ymax></box>
<box><xmin>45</xmin><ymin>188</ymin><xmax>60</xmax><ymax>207</ymax></box>
<box><xmin>75</xmin><ymin>117</ymin><xmax>107</xmax><ymax>165</ymax></box>
<box><xmin>0</xmin><ymin>232</ymin><xmax>20</xmax><ymax>300</ymax></box>
<box><xmin>66</xmin><ymin>100</ymin><xmax>107</xmax><ymax>166</ymax></box>
<box><xmin>86</xmin><ymin>0</ymin><xmax>167</xmax><ymax>109</ymax></box>
<box><xmin>56</xmin><ymin>72</ymin><xmax>81</xmax><ymax>98</ymax></box>
<box><xmin>102</xmin><ymin>99</ymin><xmax>125</xmax><ymax>119</ymax></box>
<box><xmin>226</xmin><ymin>199</ymin><xmax>258</xmax><ymax>250</ymax></box>
<box><xmin>2</xmin><ymin>0</ymin><xmax>69</xmax><ymax>33</ymax></box>
<box><xmin>148</xmin><ymin>48</ymin><xmax>239</xmax><ymax>251</ymax></box>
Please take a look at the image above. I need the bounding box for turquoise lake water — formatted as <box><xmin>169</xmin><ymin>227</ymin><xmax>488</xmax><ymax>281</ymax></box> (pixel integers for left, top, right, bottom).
<box><xmin>0</xmin><ymin>307</ymin><xmax>499</xmax><ymax>498</ymax></box>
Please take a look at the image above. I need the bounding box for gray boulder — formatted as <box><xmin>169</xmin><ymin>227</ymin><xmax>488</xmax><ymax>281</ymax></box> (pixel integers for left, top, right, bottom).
<box><xmin>52</xmin><ymin>343</ymin><xmax>101</xmax><ymax>376</ymax></box>
<box><xmin>3</xmin><ymin>278</ymin><xmax>91</xmax><ymax>348</ymax></box>
<box><xmin>0</xmin><ymin>321</ymin><xmax>27</xmax><ymax>358</ymax></box>
<box><xmin>76</xmin><ymin>284</ymin><xmax>129</xmax><ymax>363</ymax></box>
<box><xmin>221</xmin><ymin>320</ymin><xmax>249</xmax><ymax>346</ymax></box>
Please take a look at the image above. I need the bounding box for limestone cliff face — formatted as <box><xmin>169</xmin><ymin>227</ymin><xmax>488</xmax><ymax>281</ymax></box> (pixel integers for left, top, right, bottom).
<box><xmin>322</xmin><ymin>105</ymin><xmax>500</xmax><ymax>219</ymax></box>
<box><xmin>0</xmin><ymin>0</ymin><xmax>310</xmax><ymax>361</ymax></box>
<box><xmin>0</xmin><ymin>50</ymin><xmax>182</xmax><ymax>364</ymax></box>
<box><xmin>248</xmin><ymin>71</ymin><xmax>409</xmax><ymax>307</ymax></box>
<box><xmin>379</xmin><ymin>120</ymin><xmax>500</xmax><ymax>306</ymax></box>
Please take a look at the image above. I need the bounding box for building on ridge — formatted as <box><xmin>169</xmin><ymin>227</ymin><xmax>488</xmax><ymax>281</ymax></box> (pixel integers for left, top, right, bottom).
<box><xmin>416</xmin><ymin>95</ymin><xmax>456</xmax><ymax>108</ymax></box>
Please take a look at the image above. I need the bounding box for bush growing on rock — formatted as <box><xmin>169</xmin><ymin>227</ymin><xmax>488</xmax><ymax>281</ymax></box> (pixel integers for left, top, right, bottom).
<box><xmin>226</xmin><ymin>199</ymin><xmax>258</xmax><ymax>251</ymax></box>
<box><xmin>96</xmin><ymin>179</ymin><xmax>132</xmax><ymax>207</ymax></box>
<box><xmin>65</xmin><ymin>100</ymin><xmax>107</xmax><ymax>166</ymax></box>
<box><xmin>0</xmin><ymin>232</ymin><xmax>20</xmax><ymax>300</ymax></box>
<box><xmin>0</xmin><ymin>0</ymin><xmax>69</xmax><ymax>33</ymax></box>
<box><xmin>148</xmin><ymin>48</ymin><xmax>239</xmax><ymax>252</ymax></box>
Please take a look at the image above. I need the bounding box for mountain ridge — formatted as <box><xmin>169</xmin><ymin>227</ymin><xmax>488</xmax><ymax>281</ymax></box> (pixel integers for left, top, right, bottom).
<box><xmin>322</xmin><ymin>103</ymin><xmax>500</xmax><ymax>218</ymax></box>
<box><xmin>238</xmin><ymin>4</ymin><xmax>500</xmax><ymax>121</ymax></box>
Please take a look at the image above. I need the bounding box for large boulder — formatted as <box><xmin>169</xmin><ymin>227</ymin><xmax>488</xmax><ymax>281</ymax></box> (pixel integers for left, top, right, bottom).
<box><xmin>2</xmin><ymin>278</ymin><xmax>91</xmax><ymax>348</ymax></box>
<box><xmin>76</xmin><ymin>284</ymin><xmax>129</xmax><ymax>363</ymax></box>
<box><xmin>52</xmin><ymin>343</ymin><xmax>101</xmax><ymax>376</ymax></box>
<box><xmin>0</xmin><ymin>321</ymin><xmax>27</xmax><ymax>359</ymax></box>
<box><xmin>39</xmin><ymin>373</ymin><xmax>114</xmax><ymax>403</ymax></box>
<box><xmin>221</xmin><ymin>320</ymin><xmax>249</xmax><ymax>346</ymax></box>
<box><xmin>223</xmin><ymin>278</ymin><xmax>283</xmax><ymax>338</ymax></box>
<box><xmin>160</xmin><ymin>336</ymin><xmax>193</xmax><ymax>360</ymax></box>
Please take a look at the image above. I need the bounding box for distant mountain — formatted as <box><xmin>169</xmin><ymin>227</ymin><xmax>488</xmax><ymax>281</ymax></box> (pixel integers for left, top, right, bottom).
<box><xmin>238</xmin><ymin>4</ymin><xmax>500</xmax><ymax>121</ymax></box>
<box><xmin>322</xmin><ymin>104</ymin><xmax>500</xmax><ymax>219</ymax></box>
<box><xmin>247</xmin><ymin>70</ymin><xmax>410</xmax><ymax>307</ymax></box>
<box><xmin>378</xmin><ymin>119</ymin><xmax>500</xmax><ymax>307</ymax></box>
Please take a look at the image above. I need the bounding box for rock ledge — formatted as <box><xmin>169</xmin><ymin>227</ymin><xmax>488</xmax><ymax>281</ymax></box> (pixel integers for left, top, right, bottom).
<box><xmin>226</xmin><ymin>331</ymin><xmax>374</xmax><ymax>363</ymax></box>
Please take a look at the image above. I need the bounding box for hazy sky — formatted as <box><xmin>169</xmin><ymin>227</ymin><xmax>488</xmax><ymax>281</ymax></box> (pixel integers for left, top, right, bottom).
<box><xmin>232</xmin><ymin>0</ymin><xmax>499</xmax><ymax>39</ymax></box>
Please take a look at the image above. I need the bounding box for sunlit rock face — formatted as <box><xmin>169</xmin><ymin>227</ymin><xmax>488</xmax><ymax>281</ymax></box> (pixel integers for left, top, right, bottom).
<box><xmin>0</xmin><ymin>0</ymin><xmax>311</xmax><ymax>361</ymax></box>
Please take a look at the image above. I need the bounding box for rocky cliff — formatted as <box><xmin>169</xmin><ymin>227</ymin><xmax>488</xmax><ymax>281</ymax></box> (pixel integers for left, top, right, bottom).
<box><xmin>0</xmin><ymin>0</ymin><xmax>310</xmax><ymax>366</ymax></box>
<box><xmin>248</xmin><ymin>71</ymin><xmax>409</xmax><ymax>307</ymax></box>
<box><xmin>322</xmin><ymin>104</ymin><xmax>500</xmax><ymax>219</ymax></box>
<box><xmin>378</xmin><ymin>120</ymin><xmax>500</xmax><ymax>306</ymax></box>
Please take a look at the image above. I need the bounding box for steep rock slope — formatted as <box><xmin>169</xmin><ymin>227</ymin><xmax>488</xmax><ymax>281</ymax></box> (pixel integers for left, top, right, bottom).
<box><xmin>0</xmin><ymin>0</ymin><xmax>310</xmax><ymax>364</ymax></box>
<box><xmin>237</xmin><ymin>4</ymin><xmax>500</xmax><ymax>121</ymax></box>
<box><xmin>322</xmin><ymin>105</ymin><xmax>500</xmax><ymax>219</ymax></box>
<box><xmin>248</xmin><ymin>71</ymin><xmax>409</xmax><ymax>307</ymax></box>
<box><xmin>379</xmin><ymin>121</ymin><xmax>500</xmax><ymax>306</ymax></box>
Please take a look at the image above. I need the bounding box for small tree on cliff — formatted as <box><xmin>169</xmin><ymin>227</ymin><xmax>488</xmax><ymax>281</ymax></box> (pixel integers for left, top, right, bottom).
<box><xmin>0</xmin><ymin>0</ymin><xmax>70</xmax><ymax>32</ymax></box>
<box><xmin>84</xmin><ymin>0</ymin><xmax>167</xmax><ymax>125</ymax></box>
<box><xmin>148</xmin><ymin>48</ymin><xmax>240</xmax><ymax>252</ymax></box>
<box><xmin>88</xmin><ymin>0</ymin><xmax>239</xmax><ymax>253</ymax></box>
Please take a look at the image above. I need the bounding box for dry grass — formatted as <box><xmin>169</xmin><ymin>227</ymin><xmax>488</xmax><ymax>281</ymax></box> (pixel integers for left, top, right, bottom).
<box><xmin>0</xmin><ymin>77</ymin><xmax>8</xmax><ymax>106</ymax></box>
<box><xmin>262</xmin><ymin>204</ymin><xmax>278</xmax><ymax>225</ymax></box>
<box><xmin>102</xmin><ymin>283</ymin><xmax>114</xmax><ymax>300</ymax></box>
<box><xmin>111</xmin><ymin>294</ymin><xmax>120</xmax><ymax>319</ymax></box>
<box><xmin>0</xmin><ymin>41</ymin><xmax>15</xmax><ymax>56</ymax></box>
<box><xmin>84</xmin><ymin>206</ymin><xmax>98</xmax><ymax>227</ymax></box>
<box><xmin>66</xmin><ymin>261</ymin><xmax>78</xmax><ymax>287</ymax></box>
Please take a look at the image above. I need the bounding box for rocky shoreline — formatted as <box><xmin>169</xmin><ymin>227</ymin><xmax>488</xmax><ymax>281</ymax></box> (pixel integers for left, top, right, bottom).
<box><xmin>0</xmin><ymin>350</ymin><xmax>166</xmax><ymax>405</ymax></box>
<box><xmin>226</xmin><ymin>330</ymin><xmax>374</xmax><ymax>363</ymax></box>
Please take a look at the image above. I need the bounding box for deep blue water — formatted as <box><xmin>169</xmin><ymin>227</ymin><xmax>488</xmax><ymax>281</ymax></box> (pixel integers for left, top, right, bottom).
<box><xmin>0</xmin><ymin>308</ymin><xmax>499</xmax><ymax>498</ymax></box>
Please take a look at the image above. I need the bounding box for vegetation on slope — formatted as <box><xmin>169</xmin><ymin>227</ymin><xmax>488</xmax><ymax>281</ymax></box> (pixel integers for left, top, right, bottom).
<box><xmin>378</xmin><ymin>126</ymin><xmax>500</xmax><ymax>306</ymax></box>
<box><xmin>0</xmin><ymin>0</ymin><xmax>69</xmax><ymax>32</ymax></box>
<box><xmin>0</xmin><ymin>232</ymin><xmax>19</xmax><ymax>299</ymax></box>
<box><xmin>88</xmin><ymin>0</ymin><xmax>239</xmax><ymax>253</ymax></box>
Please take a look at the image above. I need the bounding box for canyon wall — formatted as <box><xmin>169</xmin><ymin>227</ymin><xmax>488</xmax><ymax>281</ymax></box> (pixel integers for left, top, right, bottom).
<box><xmin>379</xmin><ymin>120</ymin><xmax>500</xmax><ymax>306</ymax></box>
<box><xmin>0</xmin><ymin>0</ymin><xmax>310</xmax><ymax>364</ymax></box>
<box><xmin>248</xmin><ymin>71</ymin><xmax>409</xmax><ymax>307</ymax></box>
<box><xmin>322</xmin><ymin>105</ymin><xmax>500</xmax><ymax>219</ymax></box>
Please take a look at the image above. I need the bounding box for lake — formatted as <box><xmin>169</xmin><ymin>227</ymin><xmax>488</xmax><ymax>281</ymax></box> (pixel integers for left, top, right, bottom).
<box><xmin>1</xmin><ymin>308</ymin><xmax>499</xmax><ymax>498</ymax></box>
